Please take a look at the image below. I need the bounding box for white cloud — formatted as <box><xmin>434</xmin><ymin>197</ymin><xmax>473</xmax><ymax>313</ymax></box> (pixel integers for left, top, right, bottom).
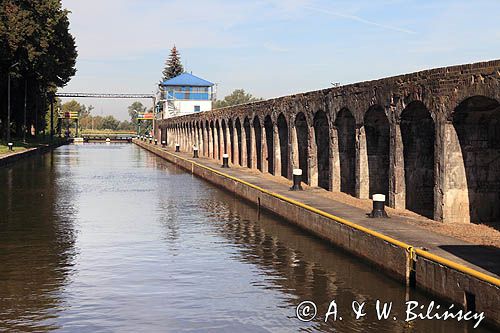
<box><xmin>303</xmin><ymin>5</ymin><xmax>416</xmax><ymax>34</ymax></box>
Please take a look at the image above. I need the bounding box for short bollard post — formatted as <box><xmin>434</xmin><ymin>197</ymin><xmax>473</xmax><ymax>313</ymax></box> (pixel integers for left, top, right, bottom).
<box><xmin>149</xmin><ymin>137</ymin><xmax>152</xmax><ymax>144</ymax></box>
<box><xmin>290</xmin><ymin>168</ymin><xmax>303</xmax><ymax>191</ymax></box>
<box><xmin>7</xmin><ymin>142</ymin><xmax>13</xmax><ymax>151</ymax></box>
<box><xmin>162</xmin><ymin>141</ymin><xmax>166</xmax><ymax>148</ymax></box>
<box><xmin>154</xmin><ymin>139</ymin><xmax>158</xmax><ymax>145</ymax></box>
<box><xmin>368</xmin><ymin>194</ymin><xmax>389</xmax><ymax>218</ymax></box>
<box><xmin>193</xmin><ymin>146</ymin><xmax>199</xmax><ymax>158</ymax></box>
<box><xmin>221</xmin><ymin>154</ymin><xmax>229</xmax><ymax>168</ymax></box>
<box><xmin>175</xmin><ymin>143</ymin><xmax>180</xmax><ymax>152</ymax></box>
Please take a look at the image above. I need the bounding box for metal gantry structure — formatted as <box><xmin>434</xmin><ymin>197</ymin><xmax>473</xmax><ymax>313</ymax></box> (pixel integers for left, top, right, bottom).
<box><xmin>53</xmin><ymin>92</ymin><xmax>159</xmax><ymax>138</ymax></box>
<box><xmin>55</xmin><ymin>93</ymin><xmax>155</xmax><ymax>99</ymax></box>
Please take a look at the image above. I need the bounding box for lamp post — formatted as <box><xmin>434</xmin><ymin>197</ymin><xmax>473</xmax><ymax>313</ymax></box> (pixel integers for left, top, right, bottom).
<box><xmin>50</xmin><ymin>94</ymin><xmax>54</xmax><ymax>140</ymax></box>
<box><xmin>23</xmin><ymin>79</ymin><xmax>27</xmax><ymax>143</ymax></box>
<box><xmin>7</xmin><ymin>62</ymin><xmax>19</xmax><ymax>144</ymax></box>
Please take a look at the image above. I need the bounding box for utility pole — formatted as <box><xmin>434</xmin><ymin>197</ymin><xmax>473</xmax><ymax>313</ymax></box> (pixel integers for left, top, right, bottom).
<box><xmin>23</xmin><ymin>79</ymin><xmax>27</xmax><ymax>144</ymax></box>
<box><xmin>50</xmin><ymin>95</ymin><xmax>54</xmax><ymax>140</ymax></box>
<box><xmin>152</xmin><ymin>96</ymin><xmax>156</xmax><ymax>139</ymax></box>
<box><xmin>7</xmin><ymin>72</ymin><xmax>11</xmax><ymax>143</ymax></box>
<box><xmin>6</xmin><ymin>63</ymin><xmax>19</xmax><ymax>143</ymax></box>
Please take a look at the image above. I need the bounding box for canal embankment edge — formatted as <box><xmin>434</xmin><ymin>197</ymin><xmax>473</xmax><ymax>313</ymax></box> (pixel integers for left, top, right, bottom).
<box><xmin>0</xmin><ymin>140</ymin><xmax>68</xmax><ymax>167</ymax></box>
<box><xmin>134</xmin><ymin>139</ymin><xmax>500</xmax><ymax>327</ymax></box>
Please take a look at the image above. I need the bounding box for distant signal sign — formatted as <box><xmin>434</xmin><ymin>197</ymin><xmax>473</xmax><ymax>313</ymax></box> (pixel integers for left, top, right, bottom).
<box><xmin>59</xmin><ymin>111</ymin><xmax>79</xmax><ymax>119</ymax></box>
<box><xmin>137</xmin><ymin>113</ymin><xmax>154</xmax><ymax>120</ymax></box>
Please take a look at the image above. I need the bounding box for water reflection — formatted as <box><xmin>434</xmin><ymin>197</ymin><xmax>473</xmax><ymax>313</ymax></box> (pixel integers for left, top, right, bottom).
<box><xmin>0</xmin><ymin>152</ymin><xmax>77</xmax><ymax>331</ymax></box>
<box><xmin>195</xmin><ymin>180</ymin><xmax>493</xmax><ymax>332</ymax></box>
<box><xmin>0</xmin><ymin>144</ymin><xmax>495</xmax><ymax>332</ymax></box>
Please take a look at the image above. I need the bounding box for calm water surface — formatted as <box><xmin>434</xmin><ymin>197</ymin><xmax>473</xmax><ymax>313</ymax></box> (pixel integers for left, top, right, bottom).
<box><xmin>0</xmin><ymin>144</ymin><xmax>494</xmax><ymax>332</ymax></box>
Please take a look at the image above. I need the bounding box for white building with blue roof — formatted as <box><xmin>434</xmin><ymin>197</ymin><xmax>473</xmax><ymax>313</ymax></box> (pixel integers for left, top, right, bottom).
<box><xmin>159</xmin><ymin>72</ymin><xmax>215</xmax><ymax>118</ymax></box>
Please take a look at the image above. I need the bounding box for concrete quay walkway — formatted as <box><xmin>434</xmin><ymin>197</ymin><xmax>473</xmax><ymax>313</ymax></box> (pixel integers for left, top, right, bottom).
<box><xmin>140</xmin><ymin>142</ymin><xmax>500</xmax><ymax>281</ymax></box>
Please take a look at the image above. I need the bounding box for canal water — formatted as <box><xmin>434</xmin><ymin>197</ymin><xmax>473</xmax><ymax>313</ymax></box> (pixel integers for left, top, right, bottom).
<box><xmin>0</xmin><ymin>144</ymin><xmax>494</xmax><ymax>332</ymax></box>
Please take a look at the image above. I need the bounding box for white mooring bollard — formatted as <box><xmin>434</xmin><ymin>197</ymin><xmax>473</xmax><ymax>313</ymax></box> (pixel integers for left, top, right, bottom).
<box><xmin>290</xmin><ymin>169</ymin><xmax>303</xmax><ymax>191</ymax></box>
<box><xmin>221</xmin><ymin>154</ymin><xmax>229</xmax><ymax>168</ymax></box>
<box><xmin>368</xmin><ymin>194</ymin><xmax>389</xmax><ymax>218</ymax></box>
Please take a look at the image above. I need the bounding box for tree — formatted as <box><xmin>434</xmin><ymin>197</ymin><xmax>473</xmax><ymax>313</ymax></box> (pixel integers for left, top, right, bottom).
<box><xmin>118</xmin><ymin>120</ymin><xmax>134</xmax><ymax>131</ymax></box>
<box><xmin>128</xmin><ymin>101</ymin><xmax>146</xmax><ymax>125</ymax></box>
<box><xmin>214</xmin><ymin>89</ymin><xmax>263</xmax><ymax>108</ymax></box>
<box><xmin>0</xmin><ymin>0</ymin><xmax>77</xmax><ymax>139</ymax></box>
<box><xmin>161</xmin><ymin>45</ymin><xmax>184</xmax><ymax>82</ymax></box>
<box><xmin>102</xmin><ymin>115</ymin><xmax>119</xmax><ymax>130</ymax></box>
<box><xmin>61</xmin><ymin>100</ymin><xmax>82</xmax><ymax>114</ymax></box>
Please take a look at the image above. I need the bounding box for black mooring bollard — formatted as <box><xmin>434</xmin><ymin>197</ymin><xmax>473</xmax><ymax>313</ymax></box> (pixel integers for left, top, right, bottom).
<box><xmin>175</xmin><ymin>144</ymin><xmax>180</xmax><ymax>152</ymax></box>
<box><xmin>368</xmin><ymin>194</ymin><xmax>389</xmax><ymax>218</ymax></box>
<box><xmin>7</xmin><ymin>142</ymin><xmax>13</xmax><ymax>151</ymax></box>
<box><xmin>149</xmin><ymin>137</ymin><xmax>152</xmax><ymax>144</ymax></box>
<box><xmin>154</xmin><ymin>139</ymin><xmax>158</xmax><ymax>145</ymax></box>
<box><xmin>162</xmin><ymin>141</ymin><xmax>166</xmax><ymax>148</ymax></box>
<box><xmin>221</xmin><ymin>154</ymin><xmax>229</xmax><ymax>168</ymax></box>
<box><xmin>290</xmin><ymin>169</ymin><xmax>303</xmax><ymax>191</ymax></box>
<box><xmin>193</xmin><ymin>147</ymin><xmax>199</xmax><ymax>158</ymax></box>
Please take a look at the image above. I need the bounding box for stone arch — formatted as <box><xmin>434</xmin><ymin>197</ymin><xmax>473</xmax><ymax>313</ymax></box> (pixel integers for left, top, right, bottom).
<box><xmin>313</xmin><ymin>110</ymin><xmax>330</xmax><ymax>190</ymax></box>
<box><xmin>205</xmin><ymin>120</ymin><xmax>210</xmax><ymax>157</ymax></box>
<box><xmin>215</xmin><ymin>119</ymin><xmax>221</xmax><ymax>160</ymax></box>
<box><xmin>364</xmin><ymin>105</ymin><xmax>390</xmax><ymax>198</ymax></box>
<box><xmin>452</xmin><ymin>96</ymin><xmax>500</xmax><ymax>226</ymax></box>
<box><xmin>264</xmin><ymin>115</ymin><xmax>274</xmax><ymax>174</ymax></box>
<box><xmin>244</xmin><ymin>117</ymin><xmax>252</xmax><ymax>168</ymax></box>
<box><xmin>161</xmin><ymin>125</ymin><xmax>167</xmax><ymax>145</ymax></box>
<box><xmin>253</xmin><ymin>116</ymin><xmax>263</xmax><ymax>171</ymax></box>
<box><xmin>229</xmin><ymin>119</ymin><xmax>235</xmax><ymax>164</ymax></box>
<box><xmin>181</xmin><ymin>123</ymin><xmax>186</xmax><ymax>150</ymax></box>
<box><xmin>235</xmin><ymin>118</ymin><xmax>243</xmax><ymax>166</ymax></box>
<box><xmin>294</xmin><ymin>112</ymin><xmax>309</xmax><ymax>183</ymax></box>
<box><xmin>221</xmin><ymin>119</ymin><xmax>227</xmax><ymax>154</ymax></box>
<box><xmin>400</xmin><ymin>101</ymin><xmax>435</xmax><ymax>218</ymax></box>
<box><xmin>210</xmin><ymin>120</ymin><xmax>215</xmax><ymax>159</ymax></box>
<box><xmin>195</xmin><ymin>121</ymin><xmax>201</xmax><ymax>149</ymax></box>
<box><xmin>277</xmin><ymin>113</ymin><xmax>289</xmax><ymax>178</ymax></box>
<box><xmin>192</xmin><ymin>121</ymin><xmax>197</xmax><ymax>147</ymax></box>
<box><xmin>335</xmin><ymin>108</ymin><xmax>356</xmax><ymax>196</ymax></box>
<box><xmin>188</xmin><ymin>122</ymin><xmax>193</xmax><ymax>148</ymax></box>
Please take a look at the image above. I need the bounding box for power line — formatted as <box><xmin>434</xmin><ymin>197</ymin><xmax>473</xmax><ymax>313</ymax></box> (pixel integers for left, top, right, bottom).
<box><xmin>55</xmin><ymin>93</ymin><xmax>154</xmax><ymax>99</ymax></box>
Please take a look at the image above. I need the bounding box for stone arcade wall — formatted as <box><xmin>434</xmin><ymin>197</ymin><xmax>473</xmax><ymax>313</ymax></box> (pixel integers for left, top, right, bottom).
<box><xmin>157</xmin><ymin>60</ymin><xmax>500</xmax><ymax>224</ymax></box>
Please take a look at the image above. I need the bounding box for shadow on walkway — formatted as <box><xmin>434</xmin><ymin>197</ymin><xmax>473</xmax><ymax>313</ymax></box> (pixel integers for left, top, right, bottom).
<box><xmin>439</xmin><ymin>245</ymin><xmax>500</xmax><ymax>276</ymax></box>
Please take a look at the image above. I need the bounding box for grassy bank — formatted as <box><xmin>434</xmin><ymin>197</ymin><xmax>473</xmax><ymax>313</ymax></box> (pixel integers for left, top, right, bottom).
<box><xmin>0</xmin><ymin>137</ymin><xmax>66</xmax><ymax>157</ymax></box>
<box><xmin>79</xmin><ymin>129</ymin><xmax>136</xmax><ymax>135</ymax></box>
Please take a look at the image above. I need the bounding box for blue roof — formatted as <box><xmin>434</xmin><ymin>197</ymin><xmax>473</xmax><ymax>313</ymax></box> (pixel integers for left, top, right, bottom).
<box><xmin>161</xmin><ymin>73</ymin><xmax>213</xmax><ymax>87</ymax></box>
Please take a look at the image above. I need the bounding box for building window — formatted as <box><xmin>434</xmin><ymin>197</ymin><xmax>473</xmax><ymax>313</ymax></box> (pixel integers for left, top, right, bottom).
<box><xmin>194</xmin><ymin>105</ymin><xmax>201</xmax><ymax>112</ymax></box>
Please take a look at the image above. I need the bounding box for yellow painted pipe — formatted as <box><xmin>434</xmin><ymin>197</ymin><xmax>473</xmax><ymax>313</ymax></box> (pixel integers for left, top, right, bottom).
<box><xmin>141</xmin><ymin>141</ymin><xmax>500</xmax><ymax>288</ymax></box>
<box><xmin>415</xmin><ymin>248</ymin><xmax>500</xmax><ymax>286</ymax></box>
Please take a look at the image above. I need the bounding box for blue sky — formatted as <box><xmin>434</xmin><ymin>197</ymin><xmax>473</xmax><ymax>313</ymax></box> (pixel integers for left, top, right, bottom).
<box><xmin>60</xmin><ymin>0</ymin><xmax>500</xmax><ymax>120</ymax></box>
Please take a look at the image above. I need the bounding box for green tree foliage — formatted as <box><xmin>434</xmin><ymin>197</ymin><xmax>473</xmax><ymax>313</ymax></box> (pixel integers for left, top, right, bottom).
<box><xmin>61</xmin><ymin>100</ymin><xmax>82</xmax><ymax>114</ymax></box>
<box><xmin>60</xmin><ymin>100</ymin><xmax>134</xmax><ymax>132</ymax></box>
<box><xmin>101</xmin><ymin>115</ymin><xmax>119</xmax><ymax>131</ymax></box>
<box><xmin>127</xmin><ymin>101</ymin><xmax>146</xmax><ymax>126</ymax></box>
<box><xmin>214</xmin><ymin>89</ymin><xmax>263</xmax><ymax>108</ymax></box>
<box><xmin>0</xmin><ymin>0</ymin><xmax>77</xmax><ymax>139</ymax></box>
<box><xmin>161</xmin><ymin>45</ymin><xmax>184</xmax><ymax>82</ymax></box>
